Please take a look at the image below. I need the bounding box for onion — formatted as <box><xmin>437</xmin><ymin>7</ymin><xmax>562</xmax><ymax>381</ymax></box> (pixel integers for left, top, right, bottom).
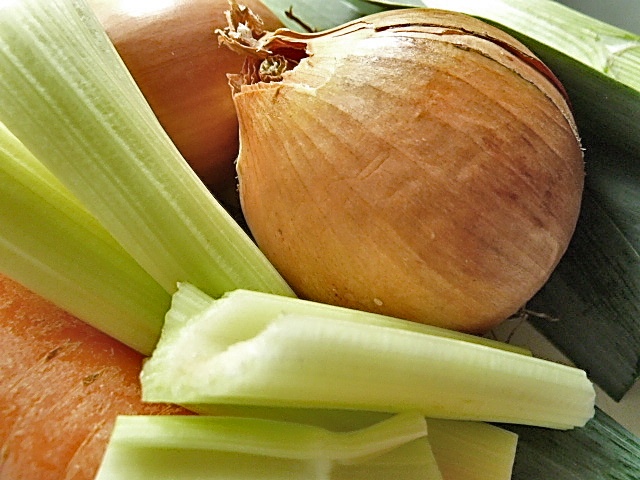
<box><xmin>218</xmin><ymin>5</ymin><xmax>585</xmax><ymax>333</ymax></box>
<box><xmin>88</xmin><ymin>0</ymin><xmax>282</xmax><ymax>194</ymax></box>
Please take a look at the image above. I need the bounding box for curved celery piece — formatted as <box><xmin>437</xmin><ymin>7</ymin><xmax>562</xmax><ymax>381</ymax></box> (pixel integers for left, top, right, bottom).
<box><xmin>0</xmin><ymin>122</ymin><xmax>168</xmax><ymax>355</ymax></box>
<box><xmin>184</xmin><ymin>405</ymin><xmax>519</xmax><ymax>480</ymax></box>
<box><xmin>0</xmin><ymin>0</ymin><xmax>293</xmax><ymax>300</ymax></box>
<box><xmin>95</xmin><ymin>413</ymin><xmax>443</xmax><ymax>480</ymax></box>
<box><xmin>141</xmin><ymin>284</ymin><xmax>594</xmax><ymax>429</ymax></box>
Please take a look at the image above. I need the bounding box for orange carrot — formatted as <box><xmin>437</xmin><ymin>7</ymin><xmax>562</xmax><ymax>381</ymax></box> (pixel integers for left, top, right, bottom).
<box><xmin>0</xmin><ymin>274</ymin><xmax>188</xmax><ymax>480</ymax></box>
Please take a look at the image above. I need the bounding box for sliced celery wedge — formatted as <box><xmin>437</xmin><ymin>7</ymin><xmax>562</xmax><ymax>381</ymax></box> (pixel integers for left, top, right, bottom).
<box><xmin>0</xmin><ymin>0</ymin><xmax>293</xmax><ymax>300</ymax></box>
<box><xmin>95</xmin><ymin>413</ymin><xmax>443</xmax><ymax>480</ymax></box>
<box><xmin>0</xmin><ymin>122</ymin><xmax>168</xmax><ymax>354</ymax></box>
<box><xmin>427</xmin><ymin>419</ymin><xmax>517</xmax><ymax>480</ymax></box>
<box><xmin>141</xmin><ymin>284</ymin><xmax>595</xmax><ymax>429</ymax></box>
<box><xmin>160</xmin><ymin>403</ymin><xmax>519</xmax><ymax>479</ymax></box>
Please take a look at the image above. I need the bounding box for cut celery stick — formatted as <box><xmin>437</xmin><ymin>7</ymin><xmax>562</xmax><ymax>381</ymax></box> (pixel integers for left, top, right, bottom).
<box><xmin>0</xmin><ymin>0</ymin><xmax>293</xmax><ymax>300</ymax></box>
<box><xmin>164</xmin><ymin>282</ymin><xmax>532</xmax><ymax>355</ymax></box>
<box><xmin>141</xmin><ymin>284</ymin><xmax>595</xmax><ymax>429</ymax></box>
<box><xmin>427</xmin><ymin>419</ymin><xmax>517</xmax><ymax>480</ymax></box>
<box><xmin>189</xmin><ymin>405</ymin><xmax>519</xmax><ymax>480</ymax></box>
<box><xmin>0</xmin><ymin>121</ymin><xmax>168</xmax><ymax>354</ymax></box>
<box><xmin>95</xmin><ymin>413</ymin><xmax>443</xmax><ymax>480</ymax></box>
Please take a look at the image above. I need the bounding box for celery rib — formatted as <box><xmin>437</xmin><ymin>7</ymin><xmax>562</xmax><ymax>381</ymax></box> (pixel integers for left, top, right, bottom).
<box><xmin>0</xmin><ymin>0</ymin><xmax>293</xmax><ymax>302</ymax></box>
<box><xmin>95</xmin><ymin>413</ymin><xmax>443</xmax><ymax>480</ymax></box>
<box><xmin>0</xmin><ymin>122</ymin><xmax>168</xmax><ymax>354</ymax></box>
<box><xmin>141</xmin><ymin>284</ymin><xmax>595</xmax><ymax>429</ymax></box>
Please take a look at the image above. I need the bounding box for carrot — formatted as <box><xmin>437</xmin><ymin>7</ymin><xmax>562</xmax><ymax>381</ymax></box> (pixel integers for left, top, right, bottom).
<box><xmin>0</xmin><ymin>274</ymin><xmax>189</xmax><ymax>480</ymax></box>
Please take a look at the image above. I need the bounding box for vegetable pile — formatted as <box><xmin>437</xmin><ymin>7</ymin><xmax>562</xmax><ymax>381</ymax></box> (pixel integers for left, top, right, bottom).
<box><xmin>0</xmin><ymin>0</ymin><xmax>638</xmax><ymax>479</ymax></box>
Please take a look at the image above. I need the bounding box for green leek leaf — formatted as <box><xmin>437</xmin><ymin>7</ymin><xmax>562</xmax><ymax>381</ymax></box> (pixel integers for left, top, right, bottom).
<box><xmin>528</xmin><ymin>189</ymin><xmax>640</xmax><ymax>401</ymax></box>
<box><xmin>505</xmin><ymin>407</ymin><xmax>640</xmax><ymax>480</ymax></box>
<box><xmin>261</xmin><ymin>0</ymin><xmax>386</xmax><ymax>31</ymax></box>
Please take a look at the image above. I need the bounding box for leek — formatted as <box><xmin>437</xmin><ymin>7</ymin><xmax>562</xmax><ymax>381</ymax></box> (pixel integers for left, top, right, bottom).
<box><xmin>141</xmin><ymin>283</ymin><xmax>595</xmax><ymax>429</ymax></box>
<box><xmin>0</xmin><ymin>121</ymin><xmax>168</xmax><ymax>354</ymax></box>
<box><xmin>528</xmin><ymin>191</ymin><xmax>640</xmax><ymax>400</ymax></box>
<box><xmin>0</xmin><ymin>0</ymin><xmax>293</xmax><ymax>302</ymax></box>
<box><xmin>505</xmin><ymin>407</ymin><xmax>640</xmax><ymax>480</ymax></box>
<box><xmin>95</xmin><ymin>413</ymin><xmax>443</xmax><ymax>480</ymax></box>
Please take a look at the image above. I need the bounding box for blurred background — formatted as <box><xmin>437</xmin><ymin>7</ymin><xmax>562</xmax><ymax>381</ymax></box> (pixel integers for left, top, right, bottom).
<box><xmin>558</xmin><ymin>0</ymin><xmax>640</xmax><ymax>34</ymax></box>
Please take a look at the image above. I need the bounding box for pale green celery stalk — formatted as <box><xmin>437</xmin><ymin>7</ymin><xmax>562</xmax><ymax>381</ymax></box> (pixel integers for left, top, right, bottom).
<box><xmin>204</xmin><ymin>406</ymin><xmax>519</xmax><ymax>480</ymax></box>
<box><xmin>95</xmin><ymin>413</ymin><xmax>443</xmax><ymax>480</ymax></box>
<box><xmin>0</xmin><ymin>0</ymin><xmax>293</xmax><ymax>300</ymax></box>
<box><xmin>427</xmin><ymin>419</ymin><xmax>517</xmax><ymax>480</ymax></box>
<box><xmin>0</xmin><ymin>121</ymin><xmax>168</xmax><ymax>354</ymax></box>
<box><xmin>141</xmin><ymin>284</ymin><xmax>595</xmax><ymax>429</ymax></box>
<box><xmin>162</xmin><ymin>281</ymin><xmax>531</xmax><ymax>355</ymax></box>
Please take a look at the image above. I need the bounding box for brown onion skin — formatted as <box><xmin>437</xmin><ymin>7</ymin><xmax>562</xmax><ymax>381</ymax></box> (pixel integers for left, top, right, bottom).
<box><xmin>88</xmin><ymin>0</ymin><xmax>282</xmax><ymax>194</ymax></box>
<box><xmin>226</xmin><ymin>8</ymin><xmax>585</xmax><ymax>333</ymax></box>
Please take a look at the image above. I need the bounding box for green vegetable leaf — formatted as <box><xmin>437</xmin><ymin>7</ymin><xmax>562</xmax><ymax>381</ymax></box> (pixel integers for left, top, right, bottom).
<box><xmin>505</xmin><ymin>407</ymin><xmax>640</xmax><ymax>480</ymax></box>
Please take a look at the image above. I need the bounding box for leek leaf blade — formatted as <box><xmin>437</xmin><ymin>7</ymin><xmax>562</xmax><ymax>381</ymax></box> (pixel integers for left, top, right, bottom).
<box><xmin>505</xmin><ymin>408</ymin><xmax>640</xmax><ymax>480</ymax></box>
<box><xmin>528</xmin><ymin>189</ymin><xmax>640</xmax><ymax>401</ymax></box>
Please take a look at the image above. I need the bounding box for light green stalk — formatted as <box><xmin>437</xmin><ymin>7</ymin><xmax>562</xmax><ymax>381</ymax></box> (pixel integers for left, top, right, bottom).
<box><xmin>95</xmin><ymin>413</ymin><xmax>443</xmax><ymax>480</ymax></box>
<box><xmin>0</xmin><ymin>121</ymin><xmax>168</xmax><ymax>354</ymax></box>
<box><xmin>141</xmin><ymin>284</ymin><xmax>595</xmax><ymax>429</ymax></box>
<box><xmin>0</xmin><ymin>0</ymin><xmax>293</xmax><ymax>301</ymax></box>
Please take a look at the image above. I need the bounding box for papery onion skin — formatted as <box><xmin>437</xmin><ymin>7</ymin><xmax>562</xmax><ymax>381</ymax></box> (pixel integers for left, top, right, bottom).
<box><xmin>223</xmin><ymin>7</ymin><xmax>585</xmax><ymax>333</ymax></box>
<box><xmin>89</xmin><ymin>0</ymin><xmax>282</xmax><ymax>194</ymax></box>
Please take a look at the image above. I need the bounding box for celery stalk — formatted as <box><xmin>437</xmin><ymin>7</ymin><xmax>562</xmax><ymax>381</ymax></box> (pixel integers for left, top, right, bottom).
<box><xmin>95</xmin><ymin>413</ymin><xmax>443</xmax><ymax>480</ymax></box>
<box><xmin>0</xmin><ymin>0</ymin><xmax>293</xmax><ymax>300</ymax></box>
<box><xmin>141</xmin><ymin>284</ymin><xmax>595</xmax><ymax>429</ymax></box>
<box><xmin>427</xmin><ymin>419</ymin><xmax>517</xmax><ymax>480</ymax></box>
<box><xmin>0</xmin><ymin>121</ymin><xmax>168</xmax><ymax>354</ymax></box>
<box><xmin>194</xmin><ymin>405</ymin><xmax>519</xmax><ymax>480</ymax></box>
<box><xmin>162</xmin><ymin>281</ymin><xmax>532</xmax><ymax>355</ymax></box>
